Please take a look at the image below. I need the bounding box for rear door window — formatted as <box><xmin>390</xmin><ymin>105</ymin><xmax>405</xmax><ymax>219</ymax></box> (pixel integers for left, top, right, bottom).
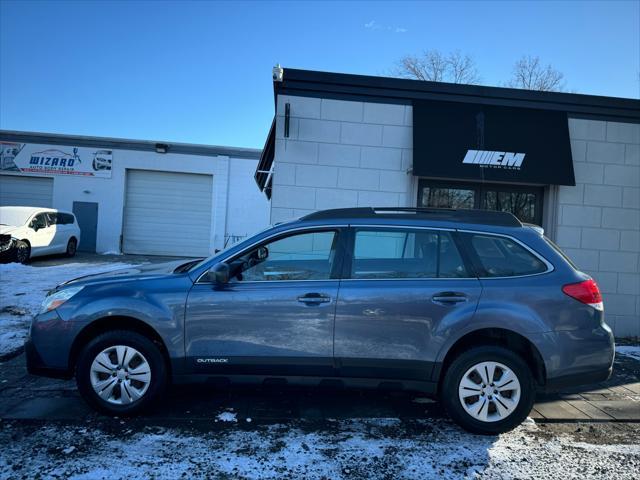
<box><xmin>352</xmin><ymin>229</ymin><xmax>469</xmax><ymax>279</ymax></box>
<box><xmin>467</xmin><ymin>234</ymin><xmax>548</xmax><ymax>277</ymax></box>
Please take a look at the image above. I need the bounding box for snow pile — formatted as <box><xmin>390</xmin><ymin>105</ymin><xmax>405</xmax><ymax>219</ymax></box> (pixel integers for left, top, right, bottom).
<box><xmin>616</xmin><ymin>346</ymin><xmax>640</xmax><ymax>362</ymax></box>
<box><xmin>0</xmin><ymin>261</ymin><xmax>134</xmax><ymax>357</ymax></box>
<box><xmin>1</xmin><ymin>419</ymin><xmax>639</xmax><ymax>479</ymax></box>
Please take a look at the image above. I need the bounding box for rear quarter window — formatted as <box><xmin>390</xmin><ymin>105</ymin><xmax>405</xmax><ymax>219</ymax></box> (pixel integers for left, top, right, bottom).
<box><xmin>467</xmin><ymin>234</ymin><xmax>548</xmax><ymax>277</ymax></box>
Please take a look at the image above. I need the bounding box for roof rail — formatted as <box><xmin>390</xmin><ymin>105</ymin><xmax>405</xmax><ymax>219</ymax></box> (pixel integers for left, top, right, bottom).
<box><xmin>301</xmin><ymin>207</ymin><xmax>522</xmax><ymax>227</ymax></box>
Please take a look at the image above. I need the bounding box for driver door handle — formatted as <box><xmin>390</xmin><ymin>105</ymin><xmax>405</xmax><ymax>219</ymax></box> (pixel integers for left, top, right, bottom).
<box><xmin>297</xmin><ymin>293</ymin><xmax>331</xmax><ymax>305</ymax></box>
<box><xmin>432</xmin><ymin>292</ymin><xmax>468</xmax><ymax>305</ymax></box>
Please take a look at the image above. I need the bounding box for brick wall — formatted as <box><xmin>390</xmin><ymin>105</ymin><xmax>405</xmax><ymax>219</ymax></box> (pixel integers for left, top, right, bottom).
<box><xmin>271</xmin><ymin>95</ymin><xmax>414</xmax><ymax>223</ymax></box>
<box><xmin>557</xmin><ymin>118</ymin><xmax>640</xmax><ymax>337</ymax></box>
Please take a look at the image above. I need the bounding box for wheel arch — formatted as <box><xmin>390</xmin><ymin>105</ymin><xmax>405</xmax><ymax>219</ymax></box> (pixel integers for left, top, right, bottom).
<box><xmin>434</xmin><ymin>328</ymin><xmax>547</xmax><ymax>389</ymax></box>
<box><xmin>68</xmin><ymin>316</ymin><xmax>171</xmax><ymax>376</ymax></box>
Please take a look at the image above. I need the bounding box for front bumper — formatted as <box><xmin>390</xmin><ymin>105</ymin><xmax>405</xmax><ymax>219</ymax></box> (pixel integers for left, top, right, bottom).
<box><xmin>25</xmin><ymin>337</ymin><xmax>72</xmax><ymax>379</ymax></box>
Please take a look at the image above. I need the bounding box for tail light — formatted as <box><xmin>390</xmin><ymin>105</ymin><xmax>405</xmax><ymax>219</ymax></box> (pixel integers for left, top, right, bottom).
<box><xmin>562</xmin><ymin>279</ymin><xmax>603</xmax><ymax>311</ymax></box>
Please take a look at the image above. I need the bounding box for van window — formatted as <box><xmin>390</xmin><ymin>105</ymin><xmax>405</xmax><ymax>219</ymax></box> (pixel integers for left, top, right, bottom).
<box><xmin>45</xmin><ymin>213</ymin><xmax>58</xmax><ymax>225</ymax></box>
<box><xmin>59</xmin><ymin>213</ymin><xmax>75</xmax><ymax>225</ymax></box>
<box><xmin>352</xmin><ymin>229</ymin><xmax>468</xmax><ymax>279</ymax></box>
<box><xmin>468</xmin><ymin>234</ymin><xmax>547</xmax><ymax>277</ymax></box>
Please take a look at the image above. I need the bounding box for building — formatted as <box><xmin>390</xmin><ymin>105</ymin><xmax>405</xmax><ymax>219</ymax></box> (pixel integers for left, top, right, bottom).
<box><xmin>0</xmin><ymin>130</ymin><xmax>270</xmax><ymax>257</ymax></box>
<box><xmin>255</xmin><ymin>67</ymin><xmax>640</xmax><ymax>337</ymax></box>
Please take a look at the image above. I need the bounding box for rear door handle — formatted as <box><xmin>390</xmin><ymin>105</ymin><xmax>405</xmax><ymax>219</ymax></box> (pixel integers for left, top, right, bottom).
<box><xmin>297</xmin><ymin>293</ymin><xmax>331</xmax><ymax>305</ymax></box>
<box><xmin>432</xmin><ymin>292</ymin><xmax>468</xmax><ymax>305</ymax></box>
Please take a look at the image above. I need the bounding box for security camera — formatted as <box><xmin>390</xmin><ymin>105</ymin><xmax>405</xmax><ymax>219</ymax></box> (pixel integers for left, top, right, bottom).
<box><xmin>272</xmin><ymin>64</ymin><xmax>284</xmax><ymax>82</ymax></box>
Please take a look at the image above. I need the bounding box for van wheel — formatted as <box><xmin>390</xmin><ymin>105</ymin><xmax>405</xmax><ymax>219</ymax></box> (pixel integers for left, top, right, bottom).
<box><xmin>441</xmin><ymin>346</ymin><xmax>535</xmax><ymax>435</ymax></box>
<box><xmin>66</xmin><ymin>238</ymin><xmax>78</xmax><ymax>257</ymax></box>
<box><xmin>76</xmin><ymin>330</ymin><xmax>167</xmax><ymax>416</ymax></box>
<box><xmin>15</xmin><ymin>240</ymin><xmax>30</xmax><ymax>264</ymax></box>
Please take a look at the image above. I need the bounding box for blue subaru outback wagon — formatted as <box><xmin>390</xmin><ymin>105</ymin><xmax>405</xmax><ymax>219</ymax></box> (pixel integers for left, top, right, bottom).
<box><xmin>26</xmin><ymin>208</ymin><xmax>614</xmax><ymax>434</ymax></box>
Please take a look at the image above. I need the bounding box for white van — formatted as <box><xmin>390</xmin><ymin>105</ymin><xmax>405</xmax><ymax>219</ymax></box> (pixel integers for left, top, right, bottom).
<box><xmin>0</xmin><ymin>206</ymin><xmax>81</xmax><ymax>263</ymax></box>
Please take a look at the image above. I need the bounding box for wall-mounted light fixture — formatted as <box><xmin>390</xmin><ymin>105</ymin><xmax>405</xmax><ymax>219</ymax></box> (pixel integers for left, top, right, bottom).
<box><xmin>155</xmin><ymin>143</ymin><xmax>169</xmax><ymax>154</ymax></box>
<box><xmin>83</xmin><ymin>189</ymin><xmax>91</xmax><ymax>194</ymax></box>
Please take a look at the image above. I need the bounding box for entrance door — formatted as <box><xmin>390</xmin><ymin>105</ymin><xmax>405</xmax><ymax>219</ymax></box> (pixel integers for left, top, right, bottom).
<box><xmin>334</xmin><ymin>227</ymin><xmax>481</xmax><ymax>380</ymax></box>
<box><xmin>73</xmin><ymin>202</ymin><xmax>98</xmax><ymax>253</ymax></box>
<box><xmin>418</xmin><ymin>179</ymin><xmax>544</xmax><ymax>225</ymax></box>
<box><xmin>185</xmin><ymin>228</ymin><xmax>344</xmax><ymax>376</ymax></box>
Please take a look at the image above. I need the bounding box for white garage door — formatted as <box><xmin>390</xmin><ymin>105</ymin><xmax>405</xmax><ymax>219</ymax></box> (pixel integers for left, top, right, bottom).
<box><xmin>0</xmin><ymin>175</ymin><xmax>53</xmax><ymax>207</ymax></box>
<box><xmin>123</xmin><ymin>170</ymin><xmax>214</xmax><ymax>256</ymax></box>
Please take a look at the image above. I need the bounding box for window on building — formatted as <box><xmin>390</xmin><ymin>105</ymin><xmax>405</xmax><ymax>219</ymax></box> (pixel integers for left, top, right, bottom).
<box><xmin>465</xmin><ymin>233</ymin><xmax>548</xmax><ymax>277</ymax></box>
<box><xmin>418</xmin><ymin>180</ymin><xmax>543</xmax><ymax>225</ymax></box>
<box><xmin>352</xmin><ymin>229</ymin><xmax>468</xmax><ymax>279</ymax></box>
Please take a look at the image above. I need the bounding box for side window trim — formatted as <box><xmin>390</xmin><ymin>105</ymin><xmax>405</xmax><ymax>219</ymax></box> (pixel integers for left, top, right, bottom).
<box><xmin>342</xmin><ymin>226</ymin><xmax>476</xmax><ymax>281</ymax></box>
<box><xmin>457</xmin><ymin>229</ymin><xmax>554</xmax><ymax>279</ymax></box>
<box><xmin>196</xmin><ymin>226</ymin><xmax>347</xmax><ymax>284</ymax></box>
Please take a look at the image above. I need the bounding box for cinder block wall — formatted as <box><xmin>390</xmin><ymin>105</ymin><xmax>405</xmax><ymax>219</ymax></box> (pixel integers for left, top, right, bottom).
<box><xmin>271</xmin><ymin>95</ymin><xmax>414</xmax><ymax>223</ymax></box>
<box><xmin>557</xmin><ymin>119</ymin><xmax>640</xmax><ymax>337</ymax></box>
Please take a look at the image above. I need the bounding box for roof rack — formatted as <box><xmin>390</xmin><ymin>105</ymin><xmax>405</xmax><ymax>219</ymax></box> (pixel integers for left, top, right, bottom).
<box><xmin>301</xmin><ymin>207</ymin><xmax>522</xmax><ymax>227</ymax></box>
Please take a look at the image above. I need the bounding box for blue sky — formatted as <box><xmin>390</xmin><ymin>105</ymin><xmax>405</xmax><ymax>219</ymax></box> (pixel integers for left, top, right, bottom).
<box><xmin>1</xmin><ymin>0</ymin><xmax>638</xmax><ymax>149</ymax></box>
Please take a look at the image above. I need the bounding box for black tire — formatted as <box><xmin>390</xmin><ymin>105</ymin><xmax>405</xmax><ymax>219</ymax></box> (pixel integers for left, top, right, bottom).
<box><xmin>75</xmin><ymin>330</ymin><xmax>167</xmax><ymax>416</ymax></box>
<box><xmin>441</xmin><ymin>346</ymin><xmax>535</xmax><ymax>435</ymax></box>
<box><xmin>66</xmin><ymin>238</ymin><xmax>78</xmax><ymax>257</ymax></box>
<box><xmin>14</xmin><ymin>240</ymin><xmax>30</xmax><ymax>264</ymax></box>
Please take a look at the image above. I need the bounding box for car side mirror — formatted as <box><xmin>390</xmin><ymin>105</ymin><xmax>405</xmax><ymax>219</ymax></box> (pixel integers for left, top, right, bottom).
<box><xmin>208</xmin><ymin>262</ymin><xmax>230</xmax><ymax>285</ymax></box>
<box><xmin>31</xmin><ymin>223</ymin><xmax>39</xmax><ymax>232</ymax></box>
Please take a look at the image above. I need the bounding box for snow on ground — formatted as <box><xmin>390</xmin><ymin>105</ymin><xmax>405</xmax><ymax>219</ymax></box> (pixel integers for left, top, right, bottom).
<box><xmin>617</xmin><ymin>346</ymin><xmax>640</xmax><ymax>362</ymax></box>
<box><xmin>1</xmin><ymin>418</ymin><xmax>639</xmax><ymax>479</ymax></box>
<box><xmin>0</xmin><ymin>261</ymin><xmax>135</xmax><ymax>357</ymax></box>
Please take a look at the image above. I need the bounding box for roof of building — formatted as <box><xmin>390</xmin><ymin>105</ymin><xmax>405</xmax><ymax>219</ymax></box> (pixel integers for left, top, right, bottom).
<box><xmin>0</xmin><ymin>130</ymin><xmax>261</xmax><ymax>159</ymax></box>
<box><xmin>301</xmin><ymin>207</ymin><xmax>523</xmax><ymax>227</ymax></box>
<box><xmin>275</xmin><ymin>68</ymin><xmax>640</xmax><ymax>121</ymax></box>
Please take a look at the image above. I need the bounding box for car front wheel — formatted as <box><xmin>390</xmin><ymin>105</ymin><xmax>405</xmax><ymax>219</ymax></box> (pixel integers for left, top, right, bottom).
<box><xmin>15</xmin><ymin>240</ymin><xmax>30</xmax><ymax>264</ymax></box>
<box><xmin>76</xmin><ymin>330</ymin><xmax>167</xmax><ymax>415</ymax></box>
<box><xmin>441</xmin><ymin>346</ymin><xmax>535</xmax><ymax>435</ymax></box>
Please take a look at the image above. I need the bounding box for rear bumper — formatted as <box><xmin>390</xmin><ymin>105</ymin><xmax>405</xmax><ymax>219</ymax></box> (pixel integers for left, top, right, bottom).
<box><xmin>543</xmin><ymin>366</ymin><xmax>612</xmax><ymax>392</ymax></box>
<box><xmin>535</xmin><ymin>323</ymin><xmax>615</xmax><ymax>391</ymax></box>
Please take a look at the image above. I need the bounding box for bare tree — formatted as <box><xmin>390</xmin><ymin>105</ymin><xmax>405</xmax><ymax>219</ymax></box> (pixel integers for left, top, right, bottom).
<box><xmin>507</xmin><ymin>55</ymin><xmax>565</xmax><ymax>92</ymax></box>
<box><xmin>394</xmin><ymin>49</ymin><xmax>480</xmax><ymax>84</ymax></box>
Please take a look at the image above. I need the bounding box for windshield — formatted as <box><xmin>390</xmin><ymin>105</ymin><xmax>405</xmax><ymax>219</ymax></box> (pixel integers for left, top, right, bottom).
<box><xmin>0</xmin><ymin>207</ymin><xmax>33</xmax><ymax>227</ymax></box>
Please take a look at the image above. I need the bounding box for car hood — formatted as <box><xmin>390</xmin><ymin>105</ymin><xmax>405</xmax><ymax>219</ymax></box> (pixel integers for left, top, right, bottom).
<box><xmin>60</xmin><ymin>259</ymin><xmax>194</xmax><ymax>287</ymax></box>
<box><xmin>0</xmin><ymin>225</ymin><xmax>19</xmax><ymax>235</ymax></box>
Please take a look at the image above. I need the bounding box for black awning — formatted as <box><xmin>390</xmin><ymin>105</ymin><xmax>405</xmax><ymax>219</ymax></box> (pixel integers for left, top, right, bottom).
<box><xmin>255</xmin><ymin>117</ymin><xmax>275</xmax><ymax>198</ymax></box>
<box><xmin>412</xmin><ymin>100</ymin><xmax>575</xmax><ymax>186</ymax></box>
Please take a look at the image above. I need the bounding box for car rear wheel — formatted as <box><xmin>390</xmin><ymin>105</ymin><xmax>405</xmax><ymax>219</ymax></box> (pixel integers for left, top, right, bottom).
<box><xmin>76</xmin><ymin>330</ymin><xmax>167</xmax><ymax>415</ymax></box>
<box><xmin>66</xmin><ymin>238</ymin><xmax>77</xmax><ymax>257</ymax></box>
<box><xmin>15</xmin><ymin>240</ymin><xmax>30</xmax><ymax>264</ymax></box>
<box><xmin>441</xmin><ymin>346</ymin><xmax>535</xmax><ymax>435</ymax></box>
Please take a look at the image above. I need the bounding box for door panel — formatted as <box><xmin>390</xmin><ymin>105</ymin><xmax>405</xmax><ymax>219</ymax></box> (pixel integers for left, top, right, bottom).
<box><xmin>334</xmin><ymin>227</ymin><xmax>481</xmax><ymax>380</ymax></box>
<box><xmin>184</xmin><ymin>228</ymin><xmax>344</xmax><ymax>376</ymax></box>
<box><xmin>185</xmin><ymin>281</ymin><xmax>339</xmax><ymax>375</ymax></box>
<box><xmin>334</xmin><ymin>279</ymin><xmax>481</xmax><ymax>379</ymax></box>
<box><xmin>29</xmin><ymin>214</ymin><xmax>55</xmax><ymax>255</ymax></box>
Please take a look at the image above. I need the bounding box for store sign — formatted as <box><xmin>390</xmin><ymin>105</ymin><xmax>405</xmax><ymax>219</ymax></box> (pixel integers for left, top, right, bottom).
<box><xmin>412</xmin><ymin>100</ymin><xmax>575</xmax><ymax>186</ymax></box>
<box><xmin>462</xmin><ymin>150</ymin><xmax>525</xmax><ymax>169</ymax></box>
<box><xmin>0</xmin><ymin>142</ymin><xmax>112</xmax><ymax>178</ymax></box>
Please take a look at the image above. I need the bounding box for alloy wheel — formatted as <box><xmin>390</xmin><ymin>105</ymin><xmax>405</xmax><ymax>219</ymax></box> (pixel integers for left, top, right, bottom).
<box><xmin>90</xmin><ymin>345</ymin><xmax>151</xmax><ymax>405</ymax></box>
<box><xmin>16</xmin><ymin>244</ymin><xmax>29</xmax><ymax>263</ymax></box>
<box><xmin>458</xmin><ymin>361</ymin><xmax>521</xmax><ymax>423</ymax></box>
